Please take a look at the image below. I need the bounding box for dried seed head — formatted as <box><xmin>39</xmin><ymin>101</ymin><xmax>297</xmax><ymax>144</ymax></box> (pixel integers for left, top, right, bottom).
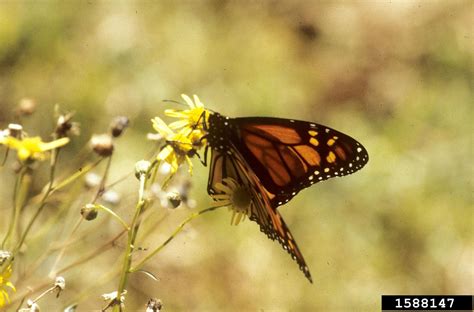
<box><xmin>146</xmin><ymin>298</ymin><xmax>163</xmax><ymax>312</ymax></box>
<box><xmin>56</xmin><ymin>113</ymin><xmax>80</xmax><ymax>138</ymax></box>
<box><xmin>135</xmin><ymin>160</ymin><xmax>151</xmax><ymax>179</ymax></box>
<box><xmin>101</xmin><ymin>290</ymin><xmax>127</xmax><ymax>309</ymax></box>
<box><xmin>27</xmin><ymin>299</ymin><xmax>40</xmax><ymax>312</ymax></box>
<box><xmin>55</xmin><ymin>276</ymin><xmax>66</xmax><ymax>291</ymax></box>
<box><xmin>167</xmin><ymin>191</ymin><xmax>181</xmax><ymax>208</ymax></box>
<box><xmin>63</xmin><ymin>304</ymin><xmax>78</xmax><ymax>312</ymax></box>
<box><xmin>81</xmin><ymin>204</ymin><xmax>98</xmax><ymax>221</ymax></box>
<box><xmin>18</xmin><ymin>98</ymin><xmax>37</xmax><ymax>115</ymax></box>
<box><xmin>54</xmin><ymin>276</ymin><xmax>66</xmax><ymax>297</ymax></box>
<box><xmin>101</xmin><ymin>291</ymin><xmax>119</xmax><ymax>301</ymax></box>
<box><xmin>0</xmin><ymin>250</ymin><xmax>12</xmax><ymax>266</ymax></box>
<box><xmin>8</xmin><ymin>123</ymin><xmax>23</xmax><ymax>139</ymax></box>
<box><xmin>90</xmin><ymin>134</ymin><xmax>114</xmax><ymax>157</ymax></box>
<box><xmin>110</xmin><ymin>116</ymin><xmax>129</xmax><ymax>138</ymax></box>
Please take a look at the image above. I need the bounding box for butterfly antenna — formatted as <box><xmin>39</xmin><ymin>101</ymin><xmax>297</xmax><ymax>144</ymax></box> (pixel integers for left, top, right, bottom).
<box><xmin>162</xmin><ymin>99</ymin><xmax>188</xmax><ymax>108</ymax></box>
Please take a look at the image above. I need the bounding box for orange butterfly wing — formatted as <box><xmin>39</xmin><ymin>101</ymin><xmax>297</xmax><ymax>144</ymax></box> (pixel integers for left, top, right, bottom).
<box><xmin>206</xmin><ymin>112</ymin><xmax>369</xmax><ymax>283</ymax></box>
<box><xmin>233</xmin><ymin>117</ymin><xmax>369</xmax><ymax>206</ymax></box>
<box><xmin>208</xmin><ymin>148</ymin><xmax>313</xmax><ymax>282</ymax></box>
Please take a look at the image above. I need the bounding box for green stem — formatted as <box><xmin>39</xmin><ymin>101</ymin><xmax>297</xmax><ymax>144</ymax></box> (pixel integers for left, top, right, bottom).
<box><xmin>1</xmin><ymin>166</ymin><xmax>27</xmax><ymax>249</ymax></box>
<box><xmin>30</xmin><ymin>284</ymin><xmax>57</xmax><ymax>305</ymax></box>
<box><xmin>1</xmin><ymin>148</ymin><xmax>9</xmax><ymax>166</ymax></box>
<box><xmin>12</xmin><ymin>148</ymin><xmax>60</xmax><ymax>256</ymax></box>
<box><xmin>130</xmin><ymin>205</ymin><xmax>225</xmax><ymax>273</ymax></box>
<box><xmin>91</xmin><ymin>155</ymin><xmax>112</xmax><ymax>204</ymax></box>
<box><xmin>49</xmin><ymin>158</ymin><xmax>103</xmax><ymax>195</ymax></box>
<box><xmin>113</xmin><ymin>173</ymin><xmax>148</xmax><ymax>312</ymax></box>
<box><xmin>147</xmin><ymin>159</ymin><xmax>159</xmax><ymax>188</ymax></box>
<box><xmin>95</xmin><ymin>205</ymin><xmax>130</xmax><ymax>231</ymax></box>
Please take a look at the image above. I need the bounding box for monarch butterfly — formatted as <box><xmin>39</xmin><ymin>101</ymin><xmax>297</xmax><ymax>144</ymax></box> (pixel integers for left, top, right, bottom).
<box><xmin>204</xmin><ymin>112</ymin><xmax>369</xmax><ymax>283</ymax></box>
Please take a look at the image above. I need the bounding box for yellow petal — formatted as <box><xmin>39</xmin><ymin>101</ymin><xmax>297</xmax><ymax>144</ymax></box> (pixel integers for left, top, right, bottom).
<box><xmin>2</xmin><ymin>137</ymin><xmax>22</xmax><ymax>150</ymax></box>
<box><xmin>214</xmin><ymin>182</ymin><xmax>233</xmax><ymax>194</ymax></box>
<box><xmin>185</xmin><ymin>156</ymin><xmax>193</xmax><ymax>174</ymax></box>
<box><xmin>17</xmin><ymin>148</ymin><xmax>32</xmax><ymax>161</ymax></box>
<box><xmin>235</xmin><ymin>212</ymin><xmax>243</xmax><ymax>225</ymax></box>
<box><xmin>230</xmin><ymin>210</ymin><xmax>237</xmax><ymax>225</ymax></box>
<box><xmin>5</xmin><ymin>282</ymin><xmax>15</xmax><ymax>292</ymax></box>
<box><xmin>157</xmin><ymin>145</ymin><xmax>173</xmax><ymax>162</ymax></box>
<box><xmin>171</xmin><ymin>132</ymin><xmax>193</xmax><ymax>147</ymax></box>
<box><xmin>224</xmin><ymin>178</ymin><xmax>238</xmax><ymax>189</ymax></box>
<box><xmin>165</xmin><ymin>110</ymin><xmax>189</xmax><ymax>118</ymax></box>
<box><xmin>152</xmin><ymin>117</ymin><xmax>173</xmax><ymax>136</ymax></box>
<box><xmin>0</xmin><ymin>290</ymin><xmax>8</xmax><ymax>306</ymax></box>
<box><xmin>211</xmin><ymin>194</ymin><xmax>230</xmax><ymax>200</ymax></box>
<box><xmin>31</xmin><ymin>151</ymin><xmax>46</xmax><ymax>161</ymax></box>
<box><xmin>193</xmin><ymin>94</ymin><xmax>204</xmax><ymax>108</ymax></box>
<box><xmin>181</xmin><ymin>94</ymin><xmax>195</xmax><ymax>108</ymax></box>
<box><xmin>168</xmin><ymin>120</ymin><xmax>190</xmax><ymax>129</ymax></box>
<box><xmin>169</xmin><ymin>158</ymin><xmax>179</xmax><ymax>174</ymax></box>
<box><xmin>211</xmin><ymin>200</ymin><xmax>231</xmax><ymax>207</ymax></box>
<box><xmin>38</xmin><ymin>137</ymin><xmax>70</xmax><ymax>151</ymax></box>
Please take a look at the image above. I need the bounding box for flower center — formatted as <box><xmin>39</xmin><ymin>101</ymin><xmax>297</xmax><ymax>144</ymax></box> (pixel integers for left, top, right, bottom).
<box><xmin>230</xmin><ymin>186</ymin><xmax>252</xmax><ymax>213</ymax></box>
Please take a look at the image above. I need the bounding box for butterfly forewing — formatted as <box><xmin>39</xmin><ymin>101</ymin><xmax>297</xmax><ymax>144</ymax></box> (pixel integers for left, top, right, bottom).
<box><xmin>231</xmin><ymin>117</ymin><xmax>369</xmax><ymax>206</ymax></box>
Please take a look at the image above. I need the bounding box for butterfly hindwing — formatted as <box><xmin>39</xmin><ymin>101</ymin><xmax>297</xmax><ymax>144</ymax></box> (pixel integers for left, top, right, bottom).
<box><xmin>207</xmin><ymin>147</ymin><xmax>313</xmax><ymax>282</ymax></box>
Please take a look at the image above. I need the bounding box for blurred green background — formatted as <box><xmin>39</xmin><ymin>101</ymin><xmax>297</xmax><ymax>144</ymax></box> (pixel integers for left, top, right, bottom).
<box><xmin>0</xmin><ymin>1</ymin><xmax>472</xmax><ymax>311</ymax></box>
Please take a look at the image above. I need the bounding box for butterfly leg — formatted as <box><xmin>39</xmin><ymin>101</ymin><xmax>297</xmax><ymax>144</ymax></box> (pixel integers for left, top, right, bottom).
<box><xmin>198</xmin><ymin>145</ymin><xmax>209</xmax><ymax>167</ymax></box>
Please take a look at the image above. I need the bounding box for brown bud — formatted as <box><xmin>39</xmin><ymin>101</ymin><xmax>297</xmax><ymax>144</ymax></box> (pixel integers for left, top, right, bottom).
<box><xmin>56</xmin><ymin>113</ymin><xmax>80</xmax><ymax>138</ymax></box>
<box><xmin>81</xmin><ymin>204</ymin><xmax>98</xmax><ymax>221</ymax></box>
<box><xmin>18</xmin><ymin>98</ymin><xmax>37</xmax><ymax>115</ymax></box>
<box><xmin>0</xmin><ymin>250</ymin><xmax>12</xmax><ymax>266</ymax></box>
<box><xmin>90</xmin><ymin>134</ymin><xmax>114</xmax><ymax>157</ymax></box>
<box><xmin>167</xmin><ymin>192</ymin><xmax>182</xmax><ymax>209</ymax></box>
<box><xmin>146</xmin><ymin>298</ymin><xmax>162</xmax><ymax>312</ymax></box>
<box><xmin>110</xmin><ymin>116</ymin><xmax>129</xmax><ymax>138</ymax></box>
<box><xmin>7</xmin><ymin>123</ymin><xmax>23</xmax><ymax>139</ymax></box>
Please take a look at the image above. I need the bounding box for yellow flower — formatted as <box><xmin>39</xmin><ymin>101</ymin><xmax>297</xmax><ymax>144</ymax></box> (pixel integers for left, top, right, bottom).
<box><xmin>0</xmin><ymin>264</ymin><xmax>15</xmax><ymax>308</ymax></box>
<box><xmin>165</xmin><ymin>94</ymin><xmax>208</xmax><ymax>131</ymax></box>
<box><xmin>152</xmin><ymin>117</ymin><xmax>194</xmax><ymax>174</ymax></box>
<box><xmin>211</xmin><ymin>178</ymin><xmax>253</xmax><ymax>225</ymax></box>
<box><xmin>152</xmin><ymin>94</ymin><xmax>210</xmax><ymax>175</ymax></box>
<box><xmin>157</xmin><ymin>144</ymin><xmax>194</xmax><ymax>175</ymax></box>
<box><xmin>0</xmin><ymin>136</ymin><xmax>70</xmax><ymax>161</ymax></box>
